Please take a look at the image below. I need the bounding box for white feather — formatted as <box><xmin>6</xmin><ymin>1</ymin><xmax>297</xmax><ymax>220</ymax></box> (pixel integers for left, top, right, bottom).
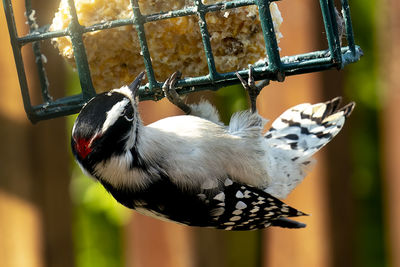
<box><xmin>101</xmin><ymin>98</ymin><xmax>130</xmax><ymax>134</ymax></box>
<box><xmin>97</xmin><ymin>112</ymin><xmax>270</xmax><ymax>190</ymax></box>
<box><xmin>95</xmin><ymin>98</ymin><xmax>351</xmax><ymax>200</ymax></box>
<box><xmin>189</xmin><ymin>100</ymin><xmax>222</xmax><ymax>124</ymax></box>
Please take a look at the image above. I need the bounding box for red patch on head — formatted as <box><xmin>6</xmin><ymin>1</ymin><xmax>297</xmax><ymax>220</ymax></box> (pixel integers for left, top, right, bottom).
<box><xmin>74</xmin><ymin>138</ymin><xmax>93</xmax><ymax>159</ymax></box>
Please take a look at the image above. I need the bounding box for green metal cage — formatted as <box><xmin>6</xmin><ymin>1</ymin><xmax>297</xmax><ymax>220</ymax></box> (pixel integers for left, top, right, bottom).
<box><xmin>3</xmin><ymin>0</ymin><xmax>362</xmax><ymax>123</ymax></box>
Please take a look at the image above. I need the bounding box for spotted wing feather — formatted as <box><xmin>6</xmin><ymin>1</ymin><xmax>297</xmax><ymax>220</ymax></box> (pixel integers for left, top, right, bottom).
<box><xmin>206</xmin><ymin>178</ymin><xmax>307</xmax><ymax>230</ymax></box>
<box><xmin>100</xmin><ymin>174</ymin><xmax>306</xmax><ymax>230</ymax></box>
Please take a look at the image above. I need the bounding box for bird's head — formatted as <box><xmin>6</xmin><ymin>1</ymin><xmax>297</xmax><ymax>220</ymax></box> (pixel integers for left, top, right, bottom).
<box><xmin>71</xmin><ymin>72</ymin><xmax>145</xmax><ymax>168</ymax></box>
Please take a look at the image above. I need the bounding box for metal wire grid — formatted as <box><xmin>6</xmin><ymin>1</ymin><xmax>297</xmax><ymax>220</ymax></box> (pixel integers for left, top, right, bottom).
<box><xmin>2</xmin><ymin>0</ymin><xmax>362</xmax><ymax>123</ymax></box>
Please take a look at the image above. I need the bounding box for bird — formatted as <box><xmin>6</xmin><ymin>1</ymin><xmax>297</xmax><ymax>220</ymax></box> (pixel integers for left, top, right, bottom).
<box><xmin>71</xmin><ymin>69</ymin><xmax>354</xmax><ymax>230</ymax></box>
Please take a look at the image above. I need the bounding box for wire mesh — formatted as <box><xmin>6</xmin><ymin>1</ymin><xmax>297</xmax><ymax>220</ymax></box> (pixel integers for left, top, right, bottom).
<box><xmin>2</xmin><ymin>0</ymin><xmax>362</xmax><ymax>123</ymax></box>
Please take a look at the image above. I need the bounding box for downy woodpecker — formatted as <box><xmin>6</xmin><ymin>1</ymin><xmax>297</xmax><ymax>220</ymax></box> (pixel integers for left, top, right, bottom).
<box><xmin>71</xmin><ymin>70</ymin><xmax>354</xmax><ymax>230</ymax></box>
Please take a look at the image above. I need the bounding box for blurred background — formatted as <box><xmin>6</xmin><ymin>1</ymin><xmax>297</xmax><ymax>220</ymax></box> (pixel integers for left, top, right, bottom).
<box><xmin>0</xmin><ymin>0</ymin><xmax>397</xmax><ymax>266</ymax></box>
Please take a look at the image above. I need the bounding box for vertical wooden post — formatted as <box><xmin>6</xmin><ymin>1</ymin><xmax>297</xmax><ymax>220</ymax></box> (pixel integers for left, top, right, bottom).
<box><xmin>0</xmin><ymin>1</ymin><xmax>74</xmax><ymax>266</ymax></box>
<box><xmin>0</xmin><ymin>2</ymin><xmax>44</xmax><ymax>266</ymax></box>
<box><xmin>261</xmin><ymin>78</ymin><xmax>331</xmax><ymax>267</ymax></box>
<box><xmin>261</xmin><ymin>0</ymin><xmax>331</xmax><ymax>266</ymax></box>
<box><xmin>320</xmin><ymin>73</ymin><xmax>357</xmax><ymax>267</ymax></box>
<box><xmin>381</xmin><ymin>1</ymin><xmax>400</xmax><ymax>266</ymax></box>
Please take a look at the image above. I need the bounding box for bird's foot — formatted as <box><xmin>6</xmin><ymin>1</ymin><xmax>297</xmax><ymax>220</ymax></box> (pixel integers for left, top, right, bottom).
<box><xmin>236</xmin><ymin>67</ymin><xmax>269</xmax><ymax>113</ymax></box>
<box><xmin>162</xmin><ymin>71</ymin><xmax>191</xmax><ymax>115</ymax></box>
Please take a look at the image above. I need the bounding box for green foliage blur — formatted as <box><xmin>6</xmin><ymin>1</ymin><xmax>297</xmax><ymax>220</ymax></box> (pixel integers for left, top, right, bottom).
<box><xmin>344</xmin><ymin>0</ymin><xmax>386</xmax><ymax>266</ymax></box>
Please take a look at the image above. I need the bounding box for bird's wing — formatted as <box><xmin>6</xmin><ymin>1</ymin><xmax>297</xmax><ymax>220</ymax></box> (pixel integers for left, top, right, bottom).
<box><xmin>100</xmin><ymin>174</ymin><xmax>307</xmax><ymax>230</ymax></box>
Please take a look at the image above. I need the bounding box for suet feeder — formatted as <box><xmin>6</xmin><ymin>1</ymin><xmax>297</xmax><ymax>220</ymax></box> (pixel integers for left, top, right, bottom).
<box><xmin>2</xmin><ymin>0</ymin><xmax>362</xmax><ymax>123</ymax></box>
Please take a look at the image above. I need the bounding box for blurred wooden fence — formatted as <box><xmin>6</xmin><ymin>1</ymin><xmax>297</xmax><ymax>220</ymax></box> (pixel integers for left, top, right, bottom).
<box><xmin>0</xmin><ymin>1</ymin><xmax>73</xmax><ymax>267</ymax></box>
<box><xmin>0</xmin><ymin>0</ymin><xmax>394</xmax><ymax>267</ymax></box>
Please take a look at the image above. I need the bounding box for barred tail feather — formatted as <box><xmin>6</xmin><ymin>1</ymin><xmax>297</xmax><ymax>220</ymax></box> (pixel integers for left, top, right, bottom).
<box><xmin>264</xmin><ymin>97</ymin><xmax>354</xmax><ymax>199</ymax></box>
<box><xmin>266</xmin><ymin>97</ymin><xmax>354</xmax><ymax>157</ymax></box>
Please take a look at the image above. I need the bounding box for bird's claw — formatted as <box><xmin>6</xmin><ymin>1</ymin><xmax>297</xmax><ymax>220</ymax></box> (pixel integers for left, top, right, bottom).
<box><xmin>236</xmin><ymin>67</ymin><xmax>268</xmax><ymax>113</ymax></box>
<box><xmin>162</xmin><ymin>71</ymin><xmax>191</xmax><ymax>115</ymax></box>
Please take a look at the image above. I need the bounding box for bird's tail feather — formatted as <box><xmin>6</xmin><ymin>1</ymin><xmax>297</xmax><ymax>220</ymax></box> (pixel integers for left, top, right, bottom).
<box><xmin>263</xmin><ymin>97</ymin><xmax>354</xmax><ymax>199</ymax></box>
<box><xmin>265</xmin><ymin>97</ymin><xmax>354</xmax><ymax>158</ymax></box>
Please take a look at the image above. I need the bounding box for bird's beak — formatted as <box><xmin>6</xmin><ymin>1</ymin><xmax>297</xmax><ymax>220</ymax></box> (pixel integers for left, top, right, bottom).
<box><xmin>128</xmin><ymin>71</ymin><xmax>145</xmax><ymax>98</ymax></box>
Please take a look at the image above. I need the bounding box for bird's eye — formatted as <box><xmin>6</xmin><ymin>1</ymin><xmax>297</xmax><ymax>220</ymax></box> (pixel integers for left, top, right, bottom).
<box><xmin>124</xmin><ymin>115</ymin><xmax>134</xmax><ymax>121</ymax></box>
<box><xmin>123</xmin><ymin>108</ymin><xmax>134</xmax><ymax>121</ymax></box>
<box><xmin>122</xmin><ymin>104</ymin><xmax>134</xmax><ymax>122</ymax></box>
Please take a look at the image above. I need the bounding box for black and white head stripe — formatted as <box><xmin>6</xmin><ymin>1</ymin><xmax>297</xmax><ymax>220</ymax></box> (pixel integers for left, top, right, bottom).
<box><xmin>71</xmin><ymin>91</ymin><xmax>138</xmax><ymax>170</ymax></box>
<box><xmin>73</xmin><ymin>92</ymin><xmax>131</xmax><ymax>138</ymax></box>
<box><xmin>101</xmin><ymin>97</ymin><xmax>131</xmax><ymax>133</ymax></box>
